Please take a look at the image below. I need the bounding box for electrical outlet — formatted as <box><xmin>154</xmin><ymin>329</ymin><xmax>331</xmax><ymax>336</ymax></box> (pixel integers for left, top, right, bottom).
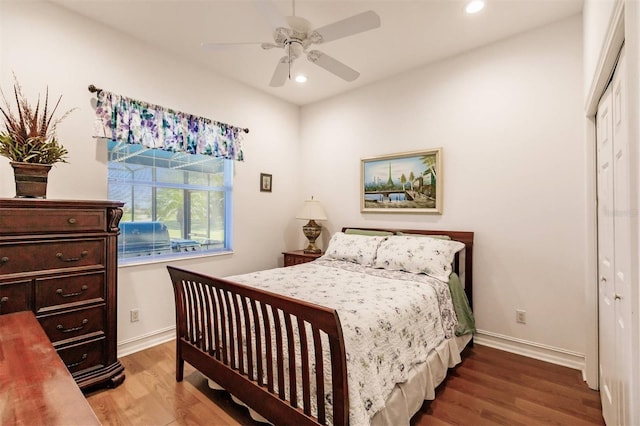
<box><xmin>130</xmin><ymin>309</ymin><xmax>140</xmax><ymax>323</ymax></box>
<box><xmin>516</xmin><ymin>309</ymin><xmax>526</xmax><ymax>324</ymax></box>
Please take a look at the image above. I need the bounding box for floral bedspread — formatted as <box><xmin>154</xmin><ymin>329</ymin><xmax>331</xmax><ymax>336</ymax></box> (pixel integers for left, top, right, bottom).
<box><xmin>225</xmin><ymin>258</ymin><xmax>458</xmax><ymax>425</ymax></box>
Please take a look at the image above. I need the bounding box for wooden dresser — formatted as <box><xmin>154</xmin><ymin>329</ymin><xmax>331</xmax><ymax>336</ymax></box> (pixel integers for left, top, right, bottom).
<box><xmin>0</xmin><ymin>198</ymin><xmax>125</xmax><ymax>391</ymax></box>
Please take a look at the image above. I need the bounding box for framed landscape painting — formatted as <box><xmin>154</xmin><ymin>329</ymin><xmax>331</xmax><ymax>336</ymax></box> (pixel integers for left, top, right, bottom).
<box><xmin>360</xmin><ymin>148</ymin><xmax>442</xmax><ymax>214</ymax></box>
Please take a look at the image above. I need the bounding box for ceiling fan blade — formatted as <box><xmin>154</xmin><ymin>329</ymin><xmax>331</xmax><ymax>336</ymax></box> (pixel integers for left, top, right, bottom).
<box><xmin>309</xmin><ymin>10</ymin><xmax>380</xmax><ymax>44</ymax></box>
<box><xmin>252</xmin><ymin>0</ymin><xmax>288</xmax><ymax>30</ymax></box>
<box><xmin>200</xmin><ymin>41</ymin><xmax>264</xmax><ymax>51</ymax></box>
<box><xmin>270</xmin><ymin>56</ymin><xmax>290</xmax><ymax>87</ymax></box>
<box><xmin>307</xmin><ymin>50</ymin><xmax>359</xmax><ymax>82</ymax></box>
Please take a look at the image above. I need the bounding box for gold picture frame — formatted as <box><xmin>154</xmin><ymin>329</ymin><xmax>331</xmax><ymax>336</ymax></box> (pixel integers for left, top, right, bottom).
<box><xmin>360</xmin><ymin>148</ymin><xmax>442</xmax><ymax>214</ymax></box>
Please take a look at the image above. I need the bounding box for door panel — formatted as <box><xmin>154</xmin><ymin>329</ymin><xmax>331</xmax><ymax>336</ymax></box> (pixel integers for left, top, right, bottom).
<box><xmin>611</xmin><ymin>48</ymin><xmax>631</xmax><ymax>426</ymax></box>
<box><xmin>596</xmin><ymin>84</ymin><xmax>616</xmax><ymax>426</ymax></box>
<box><xmin>596</xmin><ymin>46</ymin><xmax>632</xmax><ymax>426</ymax></box>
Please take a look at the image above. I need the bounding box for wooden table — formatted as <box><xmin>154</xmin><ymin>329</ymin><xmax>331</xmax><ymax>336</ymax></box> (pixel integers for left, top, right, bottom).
<box><xmin>0</xmin><ymin>311</ymin><xmax>100</xmax><ymax>425</ymax></box>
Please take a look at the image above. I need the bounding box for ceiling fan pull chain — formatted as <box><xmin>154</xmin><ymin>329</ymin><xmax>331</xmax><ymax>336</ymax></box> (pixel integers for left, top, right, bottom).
<box><xmin>288</xmin><ymin>42</ymin><xmax>291</xmax><ymax>80</ymax></box>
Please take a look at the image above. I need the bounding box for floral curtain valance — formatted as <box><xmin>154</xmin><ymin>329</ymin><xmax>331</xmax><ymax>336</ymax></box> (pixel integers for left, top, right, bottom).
<box><xmin>92</xmin><ymin>90</ymin><xmax>245</xmax><ymax>161</ymax></box>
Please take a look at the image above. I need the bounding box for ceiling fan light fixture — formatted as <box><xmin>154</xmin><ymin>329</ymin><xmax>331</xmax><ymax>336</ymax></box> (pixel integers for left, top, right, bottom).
<box><xmin>465</xmin><ymin>0</ymin><xmax>485</xmax><ymax>14</ymax></box>
<box><xmin>308</xmin><ymin>31</ymin><xmax>323</xmax><ymax>44</ymax></box>
<box><xmin>273</xmin><ymin>27</ymin><xmax>291</xmax><ymax>44</ymax></box>
<box><xmin>295</xmin><ymin>74</ymin><xmax>308</xmax><ymax>83</ymax></box>
<box><xmin>287</xmin><ymin>40</ymin><xmax>304</xmax><ymax>59</ymax></box>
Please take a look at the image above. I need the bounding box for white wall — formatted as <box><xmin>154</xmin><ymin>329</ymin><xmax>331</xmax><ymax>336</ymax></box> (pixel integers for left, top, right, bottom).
<box><xmin>0</xmin><ymin>2</ymin><xmax>591</xmax><ymax>370</ymax></box>
<box><xmin>301</xmin><ymin>16</ymin><xmax>586</xmax><ymax>360</ymax></box>
<box><xmin>0</xmin><ymin>2</ymin><xmax>302</xmax><ymax>352</ymax></box>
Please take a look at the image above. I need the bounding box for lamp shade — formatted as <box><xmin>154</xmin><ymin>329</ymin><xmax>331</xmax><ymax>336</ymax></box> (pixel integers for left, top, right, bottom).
<box><xmin>296</xmin><ymin>199</ymin><xmax>328</xmax><ymax>221</ymax></box>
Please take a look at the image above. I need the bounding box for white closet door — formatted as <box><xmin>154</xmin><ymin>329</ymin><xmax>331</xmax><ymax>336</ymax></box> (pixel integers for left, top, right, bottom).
<box><xmin>596</xmin><ymin>46</ymin><xmax>632</xmax><ymax>426</ymax></box>
<box><xmin>610</xmin><ymin>47</ymin><xmax>631</xmax><ymax>426</ymax></box>
<box><xmin>597</xmin><ymin>77</ymin><xmax>616</xmax><ymax>426</ymax></box>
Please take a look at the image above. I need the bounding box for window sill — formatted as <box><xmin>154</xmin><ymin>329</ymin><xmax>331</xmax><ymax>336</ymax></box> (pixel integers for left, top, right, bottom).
<box><xmin>117</xmin><ymin>249</ymin><xmax>234</xmax><ymax>268</ymax></box>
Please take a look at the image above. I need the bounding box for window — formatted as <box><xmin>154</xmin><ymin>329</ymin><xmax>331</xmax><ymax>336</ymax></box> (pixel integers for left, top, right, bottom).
<box><xmin>107</xmin><ymin>140</ymin><xmax>233</xmax><ymax>264</ymax></box>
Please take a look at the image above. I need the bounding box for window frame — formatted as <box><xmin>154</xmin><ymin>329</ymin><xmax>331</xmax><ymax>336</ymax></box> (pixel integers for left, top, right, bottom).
<box><xmin>107</xmin><ymin>142</ymin><xmax>234</xmax><ymax>266</ymax></box>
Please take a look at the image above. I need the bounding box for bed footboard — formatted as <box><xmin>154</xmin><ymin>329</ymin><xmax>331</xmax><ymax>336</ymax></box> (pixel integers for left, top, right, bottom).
<box><xmin>167</xmin><ymin>266</ymin><xmax>348</xmax><ymax>426</ymax></box>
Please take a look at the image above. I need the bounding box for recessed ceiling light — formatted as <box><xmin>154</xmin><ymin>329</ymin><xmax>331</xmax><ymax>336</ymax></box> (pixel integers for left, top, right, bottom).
<box><xmin>295</xmin><ymin>74</ymin><xmax>307</xmax><ymax>83</ymax></box>
<box><xmin>465</xmin><ymin>0</ymin><xmax>485</xmax><ymax>14</ymax></box>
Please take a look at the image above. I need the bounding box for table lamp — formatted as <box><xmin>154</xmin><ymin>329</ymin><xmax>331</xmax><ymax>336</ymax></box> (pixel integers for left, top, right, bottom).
<box><xmin>296</xmin><ymin>197</ymin><xmax>328</xmax><ymax>254</ymax></box>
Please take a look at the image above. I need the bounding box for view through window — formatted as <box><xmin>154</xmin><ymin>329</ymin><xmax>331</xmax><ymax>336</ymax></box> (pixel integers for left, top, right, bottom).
<box><xmin>107</xmin><ymin>140</ymin><xmax>233</xmax><ymax>264</ymax></box>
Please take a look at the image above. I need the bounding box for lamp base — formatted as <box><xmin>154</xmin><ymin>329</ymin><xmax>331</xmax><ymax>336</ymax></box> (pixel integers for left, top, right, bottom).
<box><xmin>303</xmin><ymin>244</ymin><xmax>322</xmax><ymax>254</ymax></box>
<box><xmin>302</xmin><ymin>219</ymin><xmax>322</xmax><ymax>254</ymax></box>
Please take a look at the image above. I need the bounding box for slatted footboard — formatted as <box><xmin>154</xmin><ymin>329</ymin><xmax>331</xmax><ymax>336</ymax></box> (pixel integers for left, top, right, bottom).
<box><xmin>167</xmin><ymin>266</ymin><xmax>349</xmax><ymax>426</ymax></box>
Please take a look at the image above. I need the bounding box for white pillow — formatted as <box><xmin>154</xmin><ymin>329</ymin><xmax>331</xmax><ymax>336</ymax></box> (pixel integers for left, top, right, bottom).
<box><xmin>373</xmin><ymin>235</ymin><xmax>465</xmax><ymax>281</ymax></box>
<box><xmin>322</xmin><ymin>232</ymin><xmax>387</xmax><ymax>266</ymax></box>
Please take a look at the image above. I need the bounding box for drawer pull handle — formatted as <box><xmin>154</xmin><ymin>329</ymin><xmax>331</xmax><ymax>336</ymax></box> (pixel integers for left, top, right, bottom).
<box><xmin>66</xmin><ymin>353</ymin><xmax>88</xmax><ymax>369</ymax></box>
<box><xmin>56</xmin><ymin>250</ymin><xmax>88</xmax><ymax>262</ymax></box>
<box><xmin>57</xmin><ymin>318</ymin><xmax>89</xmax><ymax>333</ymax></box>
<box><xmin>68</xmin><ymin>217</ymin><xmax>77</xmax><ymax>224</ymax></box>
<box><xmin>56</xmin><ymin>285</ymin><xmax>89</xmax><ymax>298</ymax></box>
<box><xmin>0</xmin><ymin>257</ymin><xmax>8</xmax><ymax>265</ymax></box>
<box><xmin>0</xmin><ymin>296</ymin><xmax>8</xmax><ymax>304</ymax></box>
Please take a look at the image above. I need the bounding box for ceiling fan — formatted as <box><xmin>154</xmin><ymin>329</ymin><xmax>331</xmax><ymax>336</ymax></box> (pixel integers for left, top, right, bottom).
<box><xmin>201</xmin><ymin>0</ymin><xmax>381</xmax><ymax>87</ymax></box>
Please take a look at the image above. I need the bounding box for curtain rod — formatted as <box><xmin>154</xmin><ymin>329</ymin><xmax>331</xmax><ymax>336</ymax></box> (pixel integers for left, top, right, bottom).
<box><xmin>87</xmin><ymin>84</ymin><xmax>249</xmax><ymax>134</ymax></box>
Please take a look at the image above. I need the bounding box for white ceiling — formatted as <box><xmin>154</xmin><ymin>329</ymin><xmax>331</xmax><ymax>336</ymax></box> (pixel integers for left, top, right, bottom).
<box><xmin>52</xmin><ymin>0</ymin><xmax>583</xmax><ymax>106</ymax></box>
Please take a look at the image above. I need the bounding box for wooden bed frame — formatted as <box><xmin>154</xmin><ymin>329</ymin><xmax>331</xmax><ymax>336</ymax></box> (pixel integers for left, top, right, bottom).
<box><xmin>167</xmin><ymin>228</ymin><xmax>473</xmax><ymax>426</ymax></box>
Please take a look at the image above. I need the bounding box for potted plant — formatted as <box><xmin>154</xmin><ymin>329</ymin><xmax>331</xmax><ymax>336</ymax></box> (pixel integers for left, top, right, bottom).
<box><xmin>0</xmin><ymin>76</ymin><xmax>74</xmax><ymax>198</ymax></box>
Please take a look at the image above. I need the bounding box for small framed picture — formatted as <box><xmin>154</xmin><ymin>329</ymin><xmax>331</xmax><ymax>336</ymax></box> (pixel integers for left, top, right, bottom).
<box><xmin>260</xmin><ymin>173</ymin><xmax>272</xmax><ymax>192</ymax></box>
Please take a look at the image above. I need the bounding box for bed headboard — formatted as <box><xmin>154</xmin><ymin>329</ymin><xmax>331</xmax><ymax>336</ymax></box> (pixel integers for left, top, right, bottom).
<box><xmin>340</xmin><ymin>227</ymin><xmax>474</xmax><ymax>309</ymax></box>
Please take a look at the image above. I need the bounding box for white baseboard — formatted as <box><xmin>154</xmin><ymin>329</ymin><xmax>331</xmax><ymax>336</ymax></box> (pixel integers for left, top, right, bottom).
<box><xmin>117</xmin><ymin>326</ymin><xmax>176</xmax><ymax>358</ymax></box>
<box><xmin>474</xmin><ymin>329</ymin><xmax>586</xmax><ymax>374</ymax></box>
<box><xmin>115</xmin><ymin>327</ymin><xmax>586</xmax><ymax>378</ymax></box>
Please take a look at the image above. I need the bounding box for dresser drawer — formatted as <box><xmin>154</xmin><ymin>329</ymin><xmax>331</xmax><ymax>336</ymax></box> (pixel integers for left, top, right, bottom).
<box><xmin>285</xmin><ymin>256</ymin><xmax>309</xmax><ymax>266</ymax></box>
<box><xmin>0</xmin><ymin>239</ymin><xmax>104</xmax><ymax>275</ymax></box>
<box><xmin>38</xmin><ymin>305</ymin><xmax>105</xmax><ymax>344</ymax></box>
<box><xmin>0</xmin><ymin>208</ymin><xmax>106</xmax><ymax>234</ymax></box>
<box><xmin>35</xmin><ymin>272</ymin><xmax>105</xmax><ymax>313</ymax></box>
<box><xmin>283</xmin><ymin>251</ymin><xmax>322</xmax><ymax>267</ymax></box>
<box><xmin>0</xmin><ymin>280</ymin><xmax>31</xmax><ymax>315</ymax></box>
<box><xmin>57</xmin><ymin>337</ymin><xmax>106</xmax><ymax>374</ymax></box>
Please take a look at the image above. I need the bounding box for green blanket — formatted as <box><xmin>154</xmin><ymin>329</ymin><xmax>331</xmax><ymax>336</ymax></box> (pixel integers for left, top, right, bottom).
<box><xmin>448</xmin><ymin>272</ymin><xmax>476</xmax><ymax>336</ymax></box>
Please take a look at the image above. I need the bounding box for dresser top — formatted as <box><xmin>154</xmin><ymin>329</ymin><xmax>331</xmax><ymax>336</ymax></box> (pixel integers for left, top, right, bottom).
<box><xmin>0</xmin><ymin>198</ymin><xmax>124</xmax><ymax>208</ymax></box>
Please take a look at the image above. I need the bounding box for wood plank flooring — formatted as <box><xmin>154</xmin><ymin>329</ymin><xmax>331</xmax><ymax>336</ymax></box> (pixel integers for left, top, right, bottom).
<box><xmin>86</xmin><ymin>340</ymin><xmax>604</xmax><ymax>425</ymax></box>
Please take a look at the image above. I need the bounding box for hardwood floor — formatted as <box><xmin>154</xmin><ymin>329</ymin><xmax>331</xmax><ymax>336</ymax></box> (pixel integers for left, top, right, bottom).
<box><xmin>86</xmin><ymin>340</ymin><xmax>604</xmax><ymax>425</ymax></box>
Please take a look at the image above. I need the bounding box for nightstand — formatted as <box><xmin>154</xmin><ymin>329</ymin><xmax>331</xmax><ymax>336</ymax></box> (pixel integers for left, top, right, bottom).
<box><xmin>283</xmin><ymin>250</ymin><xmax>323</xmax><ymax>267</ymax></box>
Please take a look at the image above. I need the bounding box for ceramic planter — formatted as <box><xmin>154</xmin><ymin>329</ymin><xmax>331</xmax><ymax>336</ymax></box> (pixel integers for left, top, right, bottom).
<box><xmin>10</xmin><ymin>162</ymin><xmax>53</xmax><ymax>198</ymax></box>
